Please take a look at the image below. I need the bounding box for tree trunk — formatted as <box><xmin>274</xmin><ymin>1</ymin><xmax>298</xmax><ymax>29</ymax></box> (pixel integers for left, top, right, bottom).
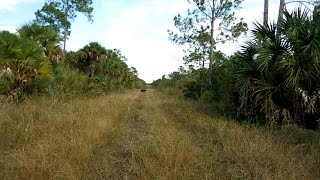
<box><xmin>264</xmin><ymin>0</ymin><xmax>269</xmax><ymax>24</ymax></box>
<box><xmin>202</xmin><ymin>58</ymin><xmax>205</xmax><ymax>69</ymax></box>
<box><xmin>201</xmin><ymin>46</ymin><xmax>206</xmax><ymax>69</ymax></box>
<box><xmin>63</xmin><ymin>0</ymin><xmax>70</xmax><ymax>62</ymax></box>
<box><xmin>63</xmin><ymin>24</ymin><xmax>67</xmax><ymax>59</ymax></box>
<box><xmin>208</xmin><ymin>0</ymin><xmax>215</xmax><ymax>91</ymax></box>
<box><xmin>276</xmin><ymin>0</ymin><xmax>285</xmax><ymax>37</ymax></box>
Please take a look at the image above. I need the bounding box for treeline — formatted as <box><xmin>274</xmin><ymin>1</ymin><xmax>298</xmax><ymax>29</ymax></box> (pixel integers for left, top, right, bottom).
<box><xmin>155</xmin><ymin>1</ymin><xmax>320</xmax><ymax>130</ymax></box>
<box><xmin>0</xmin><ymin>1</ymin><xmax>145</xmax><ymax>102</ymax></box>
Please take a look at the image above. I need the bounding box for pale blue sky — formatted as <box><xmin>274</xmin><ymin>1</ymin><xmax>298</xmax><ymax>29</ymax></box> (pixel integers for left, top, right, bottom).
<box><xmin>0</xmin><ymin>0</ymin><xmax>286</xmax><ymax>83</ymax></box>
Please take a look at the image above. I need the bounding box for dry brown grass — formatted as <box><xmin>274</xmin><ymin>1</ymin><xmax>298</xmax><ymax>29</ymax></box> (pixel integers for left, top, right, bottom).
<box><xmin>0</xmin><ymin>89</ymin><xmax>319</xmax><ymax>179</ymax></box>
<box><xmin>158</xmin><ymin>89</ymin><xmax>320</xmax><ymax>179</ymax></box>
<box><xmin>0</xmin><ymin>91</ymin><xmax>138</xmax><ymax>179</ymax></box>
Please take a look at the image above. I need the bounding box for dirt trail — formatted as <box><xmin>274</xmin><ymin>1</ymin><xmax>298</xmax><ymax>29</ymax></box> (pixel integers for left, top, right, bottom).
<box><xmin>82</xmin><ymin>90</ymin><xmax>205</xmax><ymax>179</ymax></box>
<box><xmin>1</xmin><ymin>89</ymin><xmax>318</xmax><ymax>179</ymax></box>
<box><xmin>82</xmin><ymin>89</ymin><xmax>320</xmax><ymax>180</ymax></box>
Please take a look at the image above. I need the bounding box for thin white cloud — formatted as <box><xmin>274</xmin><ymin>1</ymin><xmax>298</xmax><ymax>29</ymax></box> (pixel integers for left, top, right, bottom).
<box><xmin>0</xmin><ymin>0</ymin><xmax>41</xmax><ymax>11</ymax></box>
<box><xmin>0</xmin><ymin>26</ymin><xmax>17</xmax><ymax>32</ymax></box>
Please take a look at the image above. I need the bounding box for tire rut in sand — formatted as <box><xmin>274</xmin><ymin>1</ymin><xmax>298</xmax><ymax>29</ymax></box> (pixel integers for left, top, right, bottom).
<box><xmin>83</xmin><ymin>90</ymin><xmax>206</xmax><ymax>179</ymax></box>
<box><xmin>107</xmin><ymin>94</ymin><xmax>150</xmax><ymax>179</ymax></box>
<box><xmin>82</xmin><ymin>92</ymin><xmax>149</xmax><ymax>179</ymax></box>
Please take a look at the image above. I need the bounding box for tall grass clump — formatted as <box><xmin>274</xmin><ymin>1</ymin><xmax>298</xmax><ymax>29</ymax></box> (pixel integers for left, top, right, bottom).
<box><xmin>0</xmin><ymin>91</ymin><xmax>137</xmax><ymax>179</ymax></box>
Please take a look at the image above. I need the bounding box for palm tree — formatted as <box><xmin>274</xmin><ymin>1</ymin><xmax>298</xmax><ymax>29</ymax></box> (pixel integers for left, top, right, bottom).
<box><xmin>18</xmin><ymin>23</ymin><xmax>63</xmax><ymax>63</ymax></box>
<box><xmin>280</xmin><ymin>6</ymin><xmax>320</xmax><ymax>128</ymax></box>
<box><xmin>234</xmin><ymin>6</ymin><xmax>320</xmax><ymax>129</ymax></box>
<box><xmin>264</xmin><ymin>0</ymin><xmax>269</xmax><ymax>24</ymax></box>
<box><xmin>94</xmin><ymin>49</ymin><xmax>134</xmax><ymax>89</ymax></box>
<box><xmin>277</xmin><ymin>0</ymin><xmax>285</xmax><ymax>37</ymax></box>
<box><xmin>0</xmin><ymin>31</ymin><xmax>51</xmax><ymax>101</ymax></box>
<box><xmin>76</xmin><ymin>42</ymin><xmax>107</xmax><ymax>77</ymax></box>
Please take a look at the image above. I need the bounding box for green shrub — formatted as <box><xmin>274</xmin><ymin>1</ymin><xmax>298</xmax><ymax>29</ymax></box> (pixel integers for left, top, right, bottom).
<box><xmin>0</xmin><ymin>72</ymin><xmax>15</xmax><ymax>95</ymax></box>
<box><xmin>182</xmin><ymin>81</ymin><xmax>202</xmax><ymax>100</ymax></box>
<box><xmin>45</xmin><ymin>65</ymin><xmax>88</xmax><ymax>97</ymax></box>
<box><xmin>200</xmin><ymin>90</ymin><xmax>214</xmax><ymax>102</ymax></box>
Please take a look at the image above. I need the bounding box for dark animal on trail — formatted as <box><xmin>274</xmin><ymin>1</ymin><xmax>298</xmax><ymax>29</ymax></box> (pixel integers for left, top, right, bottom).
<box><xmin>141</xmin><ymin>89</ymin><xmax>147</xmax><ymax>92</ymax></box>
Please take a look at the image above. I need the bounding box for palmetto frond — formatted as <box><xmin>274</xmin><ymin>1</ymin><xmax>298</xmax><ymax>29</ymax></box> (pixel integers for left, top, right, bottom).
<box><xmin>234</xmin><ymin>6</ymin><xmax>320</xmax><ymax>127</ymax></box>
<box><xmin>252</xmin><ymin>22</ymin><xmax>277</xmax><ymax>42</ymax></box>
<box><xmin>18</xmin><ymin>23</ymin><xmax>62</xmax><ymax>48</ymax></box>
<box><xmin>252</xmin><ymin>79</ymin><xmax>277</xmax><ymax>114</ymax></box>
<box><xmin>0</xmin><ymin>31</ymin><xmax>52</xmax><ymax>100</ymax></box>
<box><xmin>280</xmin><ymin>7</ymin><xmax>320</xmax><ymax>92</ymax></box>
<box><xmin>18</xmin><ymin>23</ymin><xmax>62</xmax><ymax>63</ymax></box>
